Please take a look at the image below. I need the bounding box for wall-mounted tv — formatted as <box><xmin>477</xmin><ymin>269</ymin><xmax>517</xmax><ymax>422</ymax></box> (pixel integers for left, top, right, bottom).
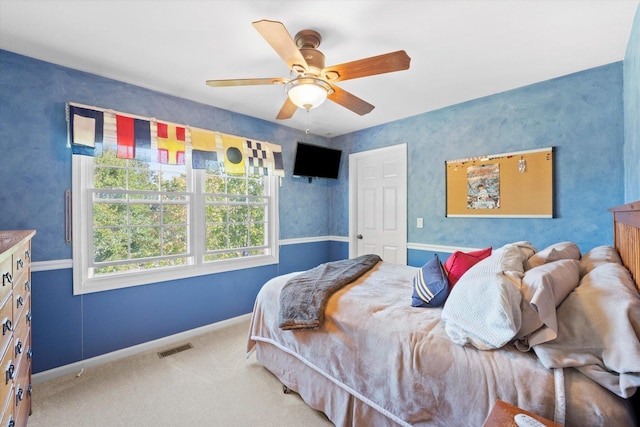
<box><xmin>293</xmin><ymin>142</ymin><xmax>342</xmax><ymax>180</ymax></box>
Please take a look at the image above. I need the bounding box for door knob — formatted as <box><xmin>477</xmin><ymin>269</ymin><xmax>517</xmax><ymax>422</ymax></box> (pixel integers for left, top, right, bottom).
<box><xmin>356</xmin><ymin>234</ymin><xmax>363</xmax><ymax>239</ymax></box>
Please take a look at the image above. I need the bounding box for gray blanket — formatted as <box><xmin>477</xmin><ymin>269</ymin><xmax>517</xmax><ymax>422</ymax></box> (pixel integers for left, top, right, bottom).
<box><xmin>278</xmin><ymin>254</ymin><xmax>382</xmax><ymax>330</ymax></box>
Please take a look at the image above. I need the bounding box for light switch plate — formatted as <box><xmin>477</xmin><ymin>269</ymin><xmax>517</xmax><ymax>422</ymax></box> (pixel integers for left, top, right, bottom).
<box><xmin>417</xmin><ymin>217</ymin><xmax>423</xmax><ymax>228</ymax></box>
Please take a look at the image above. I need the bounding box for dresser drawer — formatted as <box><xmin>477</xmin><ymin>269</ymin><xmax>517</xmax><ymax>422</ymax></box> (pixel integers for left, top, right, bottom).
<box><xmin>12</xmin><ymin>290</ymin><xmax>28</xmax><ymax>329</ymax></box>
<box><xmin>12</xmin><ymin>242</ymin><xmax>30</xmax><ymax>283</ymax></box>
<box><xmin>14</xmin><ymin>357</ymin><xmax>30</xmax><ymax>426</ymax></box>
<box><xmin>0</xmin><ymin>388</ymin><xmax>14</xmax><ymax>427</ymax></box>
<box><xmin>0</xmin><ymin>302</ymin><xmax>12</xmax><ymax>360</ymax></box>
<box><xmin>0</xmin><ymin>258</ymin><xmax>11</xmax><ymax>308</ymax></box>
<box><xmin>13</xmin><ymin>318</ymin><xmax>28</xmax><ymax>376</ymax></box>
<box><xmin>0</xmin><ymin>346</ymin><xmax>13</xmax><ymax>421</ymax></box>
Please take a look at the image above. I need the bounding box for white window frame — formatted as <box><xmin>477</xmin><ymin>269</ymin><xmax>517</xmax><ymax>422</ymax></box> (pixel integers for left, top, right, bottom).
<box><xmin>72</xmin><ymin>154</ymin><xmax>279</xmax><ymax>295</ymax></box>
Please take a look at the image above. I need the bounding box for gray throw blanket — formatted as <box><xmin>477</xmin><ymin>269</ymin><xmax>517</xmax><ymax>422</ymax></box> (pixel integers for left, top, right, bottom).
<box><xmin>279</xmin><ymin>254</ymin><xmax>382</xmax><ymax>330</ymax></box>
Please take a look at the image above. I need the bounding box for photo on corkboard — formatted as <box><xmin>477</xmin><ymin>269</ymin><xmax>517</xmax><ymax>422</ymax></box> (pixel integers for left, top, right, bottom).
<box><xmin>467</xmin><ymin>164</ymin><xmax>500</xmax><ymax>209</ymax></box>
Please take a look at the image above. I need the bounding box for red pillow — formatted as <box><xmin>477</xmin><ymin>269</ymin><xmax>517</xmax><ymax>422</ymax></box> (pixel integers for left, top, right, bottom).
<box><xmin>444</xmin><ymin>247</ymin><xmax>492</xmax><ymax>288</ymax></box>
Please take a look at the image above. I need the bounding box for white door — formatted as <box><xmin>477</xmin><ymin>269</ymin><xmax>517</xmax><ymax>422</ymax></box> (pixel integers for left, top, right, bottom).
<box><xmin>349</xmin><ymin>144</ymin><xmax>407</xmax><ymax>264</ymax></box>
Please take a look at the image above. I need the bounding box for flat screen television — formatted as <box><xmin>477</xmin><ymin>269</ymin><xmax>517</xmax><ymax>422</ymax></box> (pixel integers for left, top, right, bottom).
<box><xmin>293</xmin><ymin>142</ymin><xmax>342</xmax><ymax>180</ymax></box>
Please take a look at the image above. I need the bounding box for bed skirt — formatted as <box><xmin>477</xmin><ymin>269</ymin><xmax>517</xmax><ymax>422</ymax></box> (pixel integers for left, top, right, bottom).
<box><xmin>253</xmin><ymin>339</ymin><xmax>401</xmax><ymax>427</ymax></box>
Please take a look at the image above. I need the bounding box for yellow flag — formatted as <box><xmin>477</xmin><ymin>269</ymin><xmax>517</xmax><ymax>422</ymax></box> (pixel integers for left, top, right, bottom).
<box><xmin>220</xmin><ymin>134</ymin><xmax>246</xmax><ymax>175</ymax></box>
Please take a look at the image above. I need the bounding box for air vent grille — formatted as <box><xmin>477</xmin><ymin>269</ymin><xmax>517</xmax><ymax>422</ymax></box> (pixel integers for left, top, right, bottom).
<box><xmin>157</xmin><ymin>343</ymin><xmax>193</xmax><ymax>358</ymax></box>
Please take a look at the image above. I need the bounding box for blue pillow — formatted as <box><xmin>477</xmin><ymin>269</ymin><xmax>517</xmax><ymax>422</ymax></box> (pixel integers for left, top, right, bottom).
<box><xmin>411</xmin><ymin>254</ymin><xmax>449</xmax><ymax>307</ymax></box>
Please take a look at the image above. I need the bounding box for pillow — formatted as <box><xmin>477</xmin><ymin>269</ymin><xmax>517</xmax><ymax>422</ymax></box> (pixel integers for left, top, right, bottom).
<box><xmin>515</xmin><ymin>259</ymin><xmax>580</xmax><ymax>351</ymax></box>
<box><xmin>533</xmin><ymin>262</ymin><xmax>640</xmax><ymax>398</ymax></box>
<box><xmin>443</xmin><ymin>247</ymin><xmax>492</xmax><ymax>288</ymax></box>
<box><xmin>579</xmin><ymin>245</ymin><xmax>622</xmax><ymax>278</ymax></box>
<box><xmin>411</xmin><ymin>254</ymin><xmax>449</xmax><ymax>307</ymax></box>
<box><xmin>441</xmin><ymin>242</ymin><xmax>534</xmax><ymax>350</ymax></box>
<box><xmin>526</xmin><ymin>241</ymin><xmax>581</xmax><ymax>270</ymax></box>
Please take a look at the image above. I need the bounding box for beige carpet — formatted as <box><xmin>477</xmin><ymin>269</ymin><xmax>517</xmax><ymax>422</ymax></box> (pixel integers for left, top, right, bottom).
<box><xmin>28</xmin><ymin>318</ymin><xmax>333</xmax><ymax>426</ymax></box>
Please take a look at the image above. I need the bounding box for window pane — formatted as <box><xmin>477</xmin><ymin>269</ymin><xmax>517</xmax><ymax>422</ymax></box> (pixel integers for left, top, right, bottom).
<box><xmin>228</xmin><ymin>224</ymin><xmax>248</xmax><ymax>249</ymax></box>
<box><xmin>163</xmin><ymin>225</ymin><xmax>187</xmax><ymax>255</ymax></box>
<box><xmin>163</xmin><ymin>204</ymin><xmax>187</xmax><ymax>225</ymax></box>
<box><xmin>247</xmin><ymin>177</ymin><xmax>264</xmax><ymax>196</ymax></box>
<box><xmin>228</xmin><ymin>205</ymin><xmax>248</xmax><ymax>223</ymax></box>
<box><xmin>95</xmin><ymin>166</ymin><xmax>127</xmax><ymax>189</ymax></box>
<box><xmin>206</xmin><ymin>224</ymin><xmax>228</xmax><ymax>249</ymax></box>
<box><xmin>227</xmin><ymin>177</ymin><xmax>247</xmax><ymax>194</ymax></box>
<box><xmin>129</xmin><ymin>203</ymin><xmax>160</xmax><ymax>226</ymax></box>
<box><xmin>205</xmin><ymin>175</ymin><xmax>226</xmax><ymax>193</ymax></box>
<box><xmin>249</xmin><ymin>205</ymin><xmax>265</xmax><ymax>222</ymax></box>
<box><xmin>131</xmin><ymin>226</ymin><xmax>161</xmax><ymax>258</ymax></box>
<box><xmin>248</xmin><ymin>223</ymin><xmax>266</xmax><ymax>246</ymax></box>
<box><xmin>93</xmin><ymin>203</ymin><xmax>128</xmax><ymax>227</ymax></box>
<box><xmin>128</xmin><ymin>167</ymin><xmax>159</xmax><ymax>191</ymax></box>
<box><xmin>94</xmin><ymin>227</ymin><xmax>128</xmax><ymax>263</ymax></box>
<box><xmin>206</xmin><ymin>205</ymin><xmax>228</xmax><ymax>222</ymax></box>
<box><xmin>161</xmin><ymin>171</ymin><xmax>187</xmax><ymax>192</ymax></box>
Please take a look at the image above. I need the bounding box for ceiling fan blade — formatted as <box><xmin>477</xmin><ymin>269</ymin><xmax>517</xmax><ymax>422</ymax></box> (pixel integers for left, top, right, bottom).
<box><xmin>252</xmin><ymin>19</ymin><xmax>309</xmax><ymax>72</ymax></box>
<box><xmin>328</xmin><ymin>85</ymin><xmax>375</xmax><ymax>116</ymax></box>
<box><xmin>276</xmin><ymin>97</ymin><xmax>298</xmax><ymax>120</ymax></box>
<box><xmin>323</xmin><ymin>50</ymin><xmax>411</xmax><ymax>82</ymax></box>
<box><xmin>206</xmin><ymin>77</ymin><xmax>288</xmax><ymax>87</ymax></box>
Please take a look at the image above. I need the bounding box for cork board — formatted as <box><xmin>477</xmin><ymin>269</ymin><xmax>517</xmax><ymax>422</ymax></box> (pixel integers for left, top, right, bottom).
<box><xmin>446</xmin><ymin>147</ymin><xmax>554</xmax><ymax>217</ymax></box>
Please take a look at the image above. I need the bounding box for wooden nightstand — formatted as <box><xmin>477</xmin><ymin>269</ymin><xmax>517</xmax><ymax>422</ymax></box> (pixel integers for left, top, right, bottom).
<box><xmin>483</xmin><ymin>400</ymin><xmax>563</xmax><ymax>427</ymax></box>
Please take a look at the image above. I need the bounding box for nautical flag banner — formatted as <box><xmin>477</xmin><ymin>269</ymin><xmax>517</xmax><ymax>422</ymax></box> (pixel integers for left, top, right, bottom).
<box><xmin>134</xmin><ymin>119</ymin><xmax>151</xmax><ymax>162</ymax></box>
<box><xmin>116</xmin><ymin>115</ymin><xmax>135</xmax><ymax>159</ymax></box>
<box><xmin>116</xmin><ymin>115</ymin><xmax>152</xmax><ymax>161</ymax></box>
<box><xmin>220</xmin><ymin>134</ymin><xmax>246</xmax><ymax>175</ymax></box>
<box><xmin>270</xmin><ymin>142</ymin><xmax>285</xmax><ymax>177</ymax></box>
<box><xmin>191</xmin><ymin>128</ymin><xmax>218</xmax><ymax>169</ymax></box>
<box><xmin>69</xmin><ymin>105</ymin><xmax>104</xmax><ymax>156</ymax></box>
<box><xmin>157</xmin><ymin>122</ymin><xmax>186</xmax><ymax>165</ymax></box>
<box><xmin>245</xmin><ymin>139</ymin><xmax>269</xmax><ymax>175</ymax></box>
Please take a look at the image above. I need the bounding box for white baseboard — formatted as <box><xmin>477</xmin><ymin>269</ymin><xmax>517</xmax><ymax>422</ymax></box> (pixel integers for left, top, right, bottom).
<box><xmin>32</xmin><ymin>312</ymin><xmax>253</xmax><ymax>384</ymax></box>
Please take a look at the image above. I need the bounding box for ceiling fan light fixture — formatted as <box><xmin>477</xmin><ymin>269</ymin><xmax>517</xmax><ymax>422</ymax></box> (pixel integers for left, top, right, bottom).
<box><xmin>285</xmin><ymin>77</ymin><xmax>333</xmax><ymax>110</ymax></box>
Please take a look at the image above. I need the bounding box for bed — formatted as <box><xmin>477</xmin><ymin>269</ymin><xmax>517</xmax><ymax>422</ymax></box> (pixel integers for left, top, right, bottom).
<box><xmin>247</xmin><ymin>202</ymin><xmax>640</xmax><ymax>426</ymax></box>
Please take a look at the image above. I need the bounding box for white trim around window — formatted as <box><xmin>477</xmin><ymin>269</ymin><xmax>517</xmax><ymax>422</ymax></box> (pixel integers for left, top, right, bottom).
<box><xmin>71</xmin><ymin>155</ymin><xmax>279</xmax><ymax>295</ymax></box>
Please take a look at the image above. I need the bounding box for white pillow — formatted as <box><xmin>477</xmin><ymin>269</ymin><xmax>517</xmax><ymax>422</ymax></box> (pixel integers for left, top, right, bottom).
<box><xmin>526</xmin><ymin>241</ymin><xmax>581</xmax><ymax>270</ymax></box>
<box><xmin>515</xmin><ymin>259</ymin><xmax>580</xmax><ymax>351</ymax></box>
<box><xmin>579</xmin><ymin>245</ymin><xmax>622</xmax><ymax>278</ymax></box>
<box><xmin>441</xmin><ymin>242</ymin><xmax>535</xmax><ymax>350</ymax></box>
<box><xmin>533</xmin><ymin>262</ymin><xmax>640</xmax><ymax>398</ymax></box>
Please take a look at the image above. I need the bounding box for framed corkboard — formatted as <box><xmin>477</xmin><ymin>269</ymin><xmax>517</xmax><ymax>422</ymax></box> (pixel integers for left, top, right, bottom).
<box><xmin>446</xmin><ymin>147</ymin><xmax>554</xmax><ymax>217</ymax></box>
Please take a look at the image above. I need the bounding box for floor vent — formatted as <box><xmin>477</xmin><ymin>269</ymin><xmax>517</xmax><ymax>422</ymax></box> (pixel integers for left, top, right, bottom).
<box><xmin>157</xmin><ymin>343</ymin><xmax>193</xmax><ymax>358</ymax></box>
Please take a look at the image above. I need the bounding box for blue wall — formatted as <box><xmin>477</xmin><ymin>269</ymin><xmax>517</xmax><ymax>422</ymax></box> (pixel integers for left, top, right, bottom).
<box><xmin>331</xmin><ymin>63</ymin><xmax>625</xmax><ymax>254</ymax></box>
<box><xmin>624</xmin><ymin>6</ymin><xmax>640</xmax><ymax>203</ymax></box>
<box><xmin>0</xmin><ymin>50</ymin><xmax>339</xmax><ymax>373</ymax></box>
<box><xmin>0</xmin><ymin>27</ymin><xmax>635</xmax><ymax>374</ymax></box>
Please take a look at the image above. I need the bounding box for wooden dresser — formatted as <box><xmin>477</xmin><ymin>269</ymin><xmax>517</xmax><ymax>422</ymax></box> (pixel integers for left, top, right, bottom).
<box><xmin>0</xmin><ymin>230</ymin><xmax>35</xmax><ymax>427</ymax></box>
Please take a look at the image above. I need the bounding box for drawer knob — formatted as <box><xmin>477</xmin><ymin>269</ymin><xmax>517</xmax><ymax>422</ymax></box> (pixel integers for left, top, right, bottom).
<box><xmin>16</xmin><ymin>259</ymin><xmax>23</xmax><ymax>270</ymax></box>
<box><xmin>5</xmin><ymin>362</ymin><xmax>14</xmax><ymax>384</ymax></box>
<box><xmin>16</xmin><ymin>295</ymin><xmax>24</xmax><ymax>309</ymax></box>
<box><xmin>15</xmin><ymin>340</ymin><xmax>22</xmax><ymax>357</ymax></box>
<box><xmin>15</xmin><ymin>386</ymin><xmax>23</xmax><ymax>402</ymax></box>
<box><xmin>2</xmin><ymin>318</ymin><xmax>11</xmax><ymax>335</ymax></box>
<box><xmin>6</xmin><ymin>415</ymin><xmax>15</xmax><ymax>427</ymax></box>
<box><xmin>24</xmin><ymin>280</ymin><xmax>31</xmax><ymax>291</ymax></box>
<box><xmin>26</xmin><ymin>347</ymin><xmax>32</xmax><ymax>361</ymax></box>
<box><xmin>26</xmin><ymin>311</ymin><xmax>32</xmax><ymax>324</ymax></box>
<box><xmin>2</xmin><ymin>272</ymin><xmax>12</xmax><ymax>287</ymax></box>
<box><xmin>24</xmin><ymin>249</ymin><xmax>30</xmax><ymax>260</ymax></box>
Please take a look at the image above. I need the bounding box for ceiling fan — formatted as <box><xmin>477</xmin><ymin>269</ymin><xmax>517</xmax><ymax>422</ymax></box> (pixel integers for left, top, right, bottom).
<box><xmin>206</xmin><ymin>20</ymin><xmax>411</xmax><ymax>120</ymax></box>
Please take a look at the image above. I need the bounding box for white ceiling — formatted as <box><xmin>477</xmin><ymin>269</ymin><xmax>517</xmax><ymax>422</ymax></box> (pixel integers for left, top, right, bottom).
<box><xmin>1</xmin><ymin>0</ymin><xmax>637</xmax><ymax>137</ymax></box>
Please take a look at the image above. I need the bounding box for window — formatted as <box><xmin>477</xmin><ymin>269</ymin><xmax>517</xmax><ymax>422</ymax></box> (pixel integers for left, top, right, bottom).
<box><xmin>72</xmin><ymin>145</ymin><xmax>279</xmax><ymax>295</ymax></box>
